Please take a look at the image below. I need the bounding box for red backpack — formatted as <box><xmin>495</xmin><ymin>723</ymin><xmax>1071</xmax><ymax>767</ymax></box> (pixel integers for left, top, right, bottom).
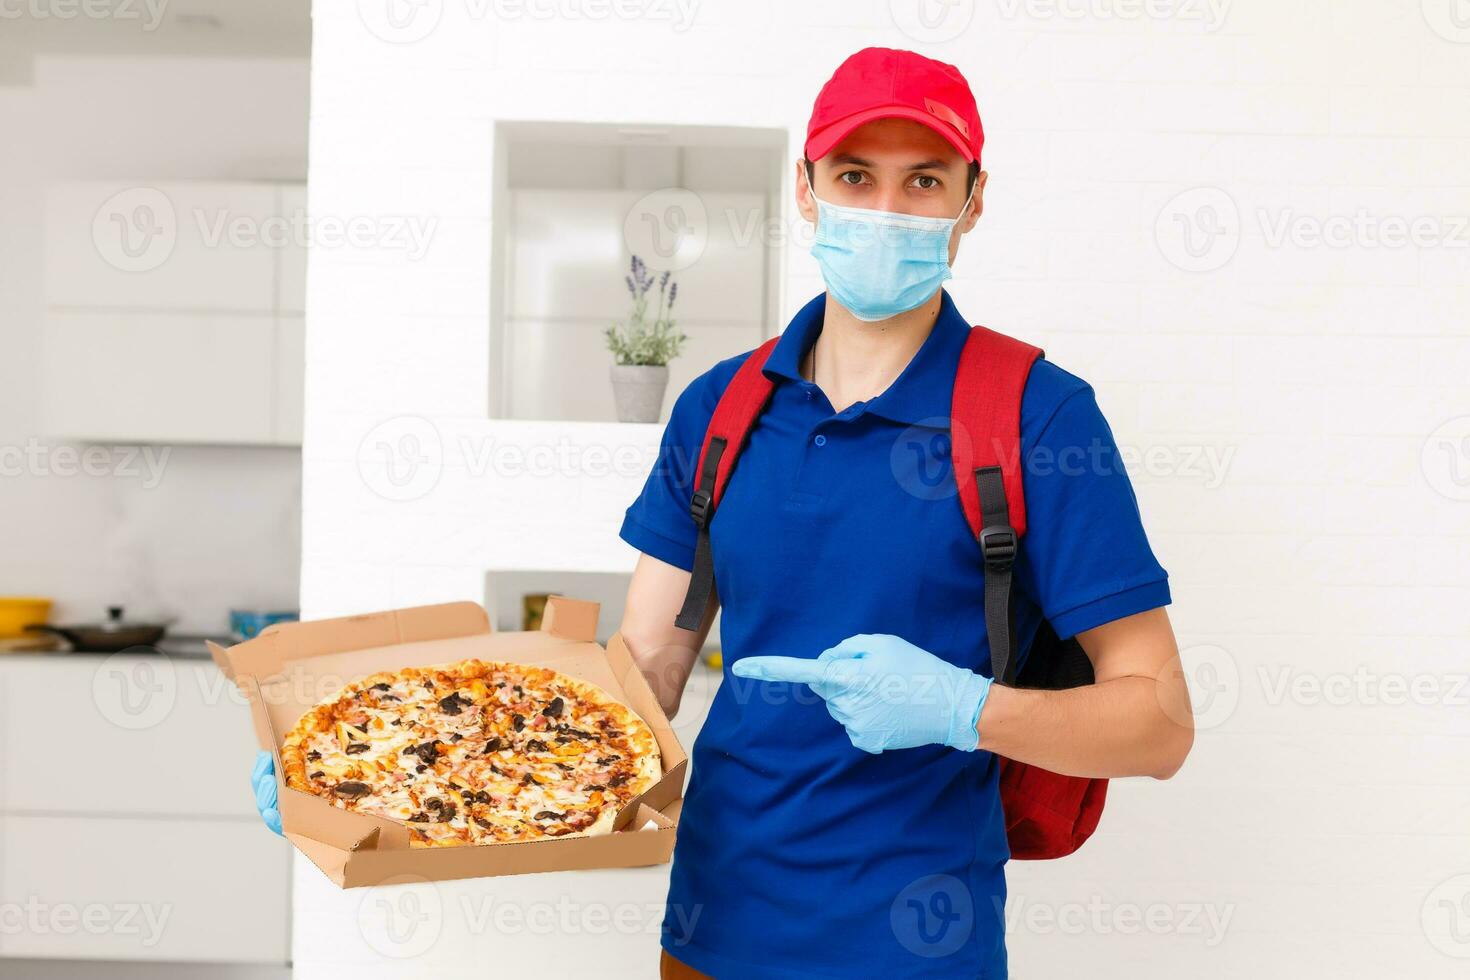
<box><xmin>673</xmin><ymin>324</ymin><xmax>1107</xmax><ymax>860</ymax></box>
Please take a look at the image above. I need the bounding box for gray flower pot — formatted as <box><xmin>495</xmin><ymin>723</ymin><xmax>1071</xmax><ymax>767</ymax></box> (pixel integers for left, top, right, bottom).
<box><xmin>610</xmin><ymin>364</ymin><xmax>669</xmax><ymax>423</ymax></box>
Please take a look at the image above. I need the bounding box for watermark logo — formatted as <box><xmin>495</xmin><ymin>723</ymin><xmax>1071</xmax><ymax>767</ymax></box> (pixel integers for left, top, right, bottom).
<box><xmin>624</xmin><ymin>189</ymin><xmax>708</xmax><ymax>273</ymax></box>
<box><xmin>1002</xmin><ymin>894</ymin><xmax>1234</xmax><ymax>945</ymax></box>
<box><xmin>887</xmin><ymin>425</ymin><xmax>1237</xmax><ymax>502</ymax></box>
<box><xmin>1421</xmin><ymin>416</ymin><xmax>1470</xmax><ymax>502</ymax></box>
<box><xmin>358</xmin><ymin>874</ymin><xmax>442</xmax><ymax>959</ymax></box>
<box><xmin>460</xmin><ymin>893</ymin><xmax>687</xmax><ymax>938</ymax></box>
<box><xmin>995</xmin><ymin>0</ymin><xmax>1230</xmax><ymax>29</ymax></box>
<box><xmin>92</xmin><ymin>653</ymin><xmax>177</xmax><ymax>730</ymax></box>
<box><xmin>358</xmin><ymin>0</ymin><xmax>444</xmax><ymax>43</ymax></box>
<box><xmin>0</xmin><ymin>0</ymin><xmax>171</xmax><ymax>31</ymax></box>
<box><xmin>1257</xmin><ymin>665</ymin><xmax>1470</xmax><ymax>709</ymax></box>
<box><xmin>90</xmin><ymin>187</ymin><xmax>437</xmax><ymax>272</ymax></box>
<box><xmin>1175</xmin><ymin>643</ymin><xmax>1238</xmax><ymax>730</ymax></box>
<box><xmin>93</xmin><ymin>187</ymin><xmax>176</xmax><ymax>273</ymax></box>
<box><xmin>889</xmin><ymin>0</ymin><xmax>975</xmax><ymax>43</ymax></box>
<box><xmin>1156</xmin><ymin>186</ymin><xmax>1240</xmax><ymax>273</ymax></box>
<box><xmin>0</xmin><ymin>441</ymin><xmax>171</xmax><ymax>488</ymax></box>
<box><xmin>1422</xmin><ymin>0</ymin><xmax>1470</xmax><ymax>43</ymax></box>
<box><xmin>1422</xmin><ymin>874</ymin><xmax>1470</xmax><ymax>958</ymax></box>
<box><xmin>357</xmin><ymin>0</ymin><xmax>697</xmax><ymax>42</ymax></box>
<box><xmin>890</xmin><ymin>874</ymin><xmax>974</xmax><ymax>958</ymax></box>
<box><xmin>1257</xmin><ymin>209</ymin><xmax>1470</xmax><ymax>251</ymax></box>
<box><xmin>891</xmin><ymin>419</ymin><xmax>957</xmax><ymax>502</ymax></box>
<box><xmin>358</xmin><ymin>415</ymin><xmax>444</xmax><ymax>502</ymax></box>
<box><xmin>0</xmin><ymin>898</ymin><xmax>172</xmax><ymax>947</ymax></box>
<box><xmin>193</xmin><ymin>208</ymin><xmax>437</xmax><ymax>261</ymax></box>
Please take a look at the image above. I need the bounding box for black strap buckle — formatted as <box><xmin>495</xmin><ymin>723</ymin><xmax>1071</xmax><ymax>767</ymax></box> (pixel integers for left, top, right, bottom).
<box><xmin>979</xmin><ymin>524</ymin><xmax>1017</xmax><ymax>567</ymax></box>
<box><xmin>689</xmin><ymin>488</ymin><xmax>713</xmax><ymax>528</ymax></box>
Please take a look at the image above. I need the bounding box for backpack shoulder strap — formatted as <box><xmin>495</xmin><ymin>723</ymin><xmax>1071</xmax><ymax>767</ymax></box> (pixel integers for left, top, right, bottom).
<box><xmin>673</xmin><ymin>337</ymin><xmax>782</xmax><ymax>631</ymax></box>
<box><xmin>950</xmin><ymin>325</ymin><xmax>1044</xmax><ymax>684</ymax></box>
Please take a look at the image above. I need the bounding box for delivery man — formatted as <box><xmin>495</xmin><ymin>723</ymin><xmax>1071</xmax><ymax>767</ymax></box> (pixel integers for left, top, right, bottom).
<box><xmin>614</xmin><ymin>48</ymin><xmax>1193</xmax><ymax>979</ymax></box>
<box><xmin>252</xmin><ymin>47</ymin><xmax>1193</xmax><ymax>979</ymax></box>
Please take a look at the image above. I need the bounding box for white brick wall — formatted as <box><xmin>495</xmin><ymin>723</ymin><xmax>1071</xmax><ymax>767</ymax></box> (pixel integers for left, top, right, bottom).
<box><xmin>301</xmin><ymin>1</ymin><xmax>1470</xmax><ymax>976</ymax></box>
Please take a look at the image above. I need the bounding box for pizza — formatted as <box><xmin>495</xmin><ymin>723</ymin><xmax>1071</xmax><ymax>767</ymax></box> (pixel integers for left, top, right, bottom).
<box><xmin>279</xmin><ymin>659</ymin><xmax>661</xmax><ymax>847</ymax></box>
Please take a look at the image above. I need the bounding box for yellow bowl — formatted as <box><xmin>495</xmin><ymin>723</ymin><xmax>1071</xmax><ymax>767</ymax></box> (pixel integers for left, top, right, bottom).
<box><xmin>0</xmin><ymin>597</ymin><xmax>53</xmax><ymax>638</ymax></box>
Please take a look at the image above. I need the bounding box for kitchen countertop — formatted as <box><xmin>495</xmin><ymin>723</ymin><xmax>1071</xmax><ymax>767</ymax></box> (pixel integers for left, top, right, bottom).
<box><xmin>0</xmin><ymin>633</ymin><xmax>234</xmax><ymax>660</ymax></box>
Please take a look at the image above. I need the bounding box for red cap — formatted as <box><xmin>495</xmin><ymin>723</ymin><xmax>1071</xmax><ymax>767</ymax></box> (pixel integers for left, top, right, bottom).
<box><xmin>805</xmin><ymin>47</ymin><xmax>984</xmax><ymax>167</ymax></box>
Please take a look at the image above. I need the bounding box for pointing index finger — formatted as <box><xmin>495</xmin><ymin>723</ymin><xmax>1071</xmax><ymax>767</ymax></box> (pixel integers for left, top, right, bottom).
<box><xmin>731</xmin><ymin>655</ymin><xmax>829</xmax><ymax>687</ymax></box>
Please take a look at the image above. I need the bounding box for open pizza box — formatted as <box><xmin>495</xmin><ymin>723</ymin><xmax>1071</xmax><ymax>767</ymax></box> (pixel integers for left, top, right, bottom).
<box><xmin>209</xmin><ymin>596</ymin><xmax>686</xmax><ymax>889</ymax></box>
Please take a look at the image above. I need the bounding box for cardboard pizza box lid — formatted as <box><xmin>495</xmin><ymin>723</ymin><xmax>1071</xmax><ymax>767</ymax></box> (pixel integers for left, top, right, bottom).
<box><xmin>209</xmin><ymin>596</ymin><xmax>687</xmax><ymax>888</ymax></box>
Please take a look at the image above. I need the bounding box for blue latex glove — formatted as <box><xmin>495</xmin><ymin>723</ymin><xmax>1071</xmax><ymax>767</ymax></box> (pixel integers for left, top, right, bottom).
<box><xmin>732</xmin><ymin>633</ymin><xmax>992</xmax><ymax>754</ymax></box>
<box><xmin>251</xmin><ymin>749</ymin><xmax>284</xmax><ymax>836</ymax></box>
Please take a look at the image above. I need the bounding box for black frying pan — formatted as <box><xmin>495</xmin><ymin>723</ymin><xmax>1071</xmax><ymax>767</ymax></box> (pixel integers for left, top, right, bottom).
<box><xmin>28</xmin><ymin>606</ymin><xmax>172</xmax><ymax>652</ymax></box>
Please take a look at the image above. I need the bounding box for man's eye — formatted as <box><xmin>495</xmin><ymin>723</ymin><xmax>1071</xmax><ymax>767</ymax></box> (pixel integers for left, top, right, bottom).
<box><xmin>840</xmin><ymin>171</ymin><xmax>865</xmax><ymax>185</ymax></box>
<box><xmin>914</xmin><ymin>175</ymin><xmax>939</xmax><ymax>190</ymax></box>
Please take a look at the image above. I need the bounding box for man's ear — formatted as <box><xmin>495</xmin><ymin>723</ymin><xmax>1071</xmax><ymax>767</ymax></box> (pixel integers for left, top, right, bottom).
<box><xmin>796</xmin><ymin>157</ymin><xmax>818</xmax><ymax>225</ymax></box>
<box><xmin>961</xmin><ymin>170</ymin><xmax>987</xmax><ymax>232</ymax></box>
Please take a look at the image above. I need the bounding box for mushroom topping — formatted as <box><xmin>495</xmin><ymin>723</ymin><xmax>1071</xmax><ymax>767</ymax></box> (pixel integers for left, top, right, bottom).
<box><xmin>408</xmin><ymin>740</ymin><xmax>442</xmax><ymax>767</ymax></box>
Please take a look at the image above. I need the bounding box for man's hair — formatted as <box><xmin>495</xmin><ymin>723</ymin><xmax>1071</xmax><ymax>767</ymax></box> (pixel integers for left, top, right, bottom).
<box><xmin>804</xmin><ymin>158</ymin><xmax>981</xmax><ymax>199</ymax></box>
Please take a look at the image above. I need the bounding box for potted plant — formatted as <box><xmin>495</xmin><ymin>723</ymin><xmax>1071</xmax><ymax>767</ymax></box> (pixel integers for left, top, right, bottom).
<box><xmin>605</xmin><ymin>254</ymin><xmax>687</xmax><ymax>422</ymax></box>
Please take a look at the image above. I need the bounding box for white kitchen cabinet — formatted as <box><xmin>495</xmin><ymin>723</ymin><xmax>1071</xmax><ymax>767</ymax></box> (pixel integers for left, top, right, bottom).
<box><xmin>275</xmin><ymin>184</ymin><xmax>308</xmax><ymax>315</ymax></box>
<box><xmin>0</xmin><ymin>656</ymin><xmax>263</xmax><ymax>818</ymax></box>
<box><xmin>44</xmin><ymin>181</ymin><xmax>279</xmax><ymax>313</ymax></box>
<box><xmin>0</xmin><ymin>656</ymin><xmax>290</xmax><ymax>964</ymax></box>
<box><xmin>0</xmin><ymin>815</ymin><xmax>290</xmax><ymax>963</ymax></box>
<box><xmin>39</xmin><ymin>311</ymin><xmax>279</xmax><ymax>445</ymax></box>
<box><xmin>274</xmin><ymin>315</ymin><xmax>306</xmax><ymax>443</ymax></box>
<box><xmin>40</xmin><ymin>180</ymin><xmax>308</xmax><ymax>446</ymax></box>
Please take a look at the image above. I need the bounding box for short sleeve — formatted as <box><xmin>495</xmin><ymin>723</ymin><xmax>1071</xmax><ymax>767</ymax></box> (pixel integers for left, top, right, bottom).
<box><xmin>618</xmin><ymin>356</ymin><xmax>746</xmax><ymax>572</ymax></box>
<box><xmin>1013</xmin><ymin>362</ymin><xmax>1171</xmax><ymax>639</ymax></box>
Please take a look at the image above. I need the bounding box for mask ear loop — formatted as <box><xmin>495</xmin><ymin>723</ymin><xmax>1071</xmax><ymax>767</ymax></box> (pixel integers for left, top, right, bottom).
<box><xmin>954</xmin><ymin>173</ymin><xmax>978</xmax><ymax>224</ymax></box>
<box><xmin>801</xmin><ymin>160</ymin><xmax>824</xmax><ymax>211</ymax></box>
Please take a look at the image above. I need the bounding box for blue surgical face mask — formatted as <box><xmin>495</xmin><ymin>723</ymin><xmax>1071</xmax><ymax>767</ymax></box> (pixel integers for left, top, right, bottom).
<box><xmin>804</xmin><ymin>167</ymin><xmax>975</xmax><ymax>322</ymax></box>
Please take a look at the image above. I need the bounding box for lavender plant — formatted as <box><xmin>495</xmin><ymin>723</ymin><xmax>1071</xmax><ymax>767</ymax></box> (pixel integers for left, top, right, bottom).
<box><xmin>605</xmin><ymin>254</ymin><xmax>687</xmax><ymax>366</ymax></box>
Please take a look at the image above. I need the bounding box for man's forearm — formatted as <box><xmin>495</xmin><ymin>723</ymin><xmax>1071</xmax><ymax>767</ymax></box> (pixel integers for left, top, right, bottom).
<box><xmin>618</xmin><ymin>552</ymin><xmax>719</xmax><ymax>720</ymax></box>
<box><xmin>623</xmin><ymin>628</ymin><xmax>699</xmax><ymax>719</ymax></box>
<box><xmin>975</xmin><ymin>675</ymin><xmax>1193</xmax><ymax>780</ymax></box>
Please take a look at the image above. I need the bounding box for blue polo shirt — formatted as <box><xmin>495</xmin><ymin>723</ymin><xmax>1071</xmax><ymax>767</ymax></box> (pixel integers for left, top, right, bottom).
<box><xmin>619</xmin><ymin>289</ymin><xmax>1170</xmax><ymax>979</ymax></box>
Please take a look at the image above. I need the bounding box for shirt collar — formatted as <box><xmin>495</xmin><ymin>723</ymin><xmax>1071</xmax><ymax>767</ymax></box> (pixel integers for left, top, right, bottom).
<box><xmin>761</xmin><ymin>288</ymin><xmax>972</xmax><ymax>426</ymax></box>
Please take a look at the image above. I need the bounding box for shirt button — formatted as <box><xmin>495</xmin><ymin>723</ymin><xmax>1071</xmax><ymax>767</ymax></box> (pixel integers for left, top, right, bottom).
<box><xmin>814</xmin><ymin>434</ymin><xmax>827</xmax><ymax>447</ymax></box>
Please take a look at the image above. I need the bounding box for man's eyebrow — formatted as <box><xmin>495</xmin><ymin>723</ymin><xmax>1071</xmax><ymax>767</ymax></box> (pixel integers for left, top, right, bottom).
<box><xmin>826</xmin><ymin>153</ymin><xmax>957</xmax><ymax>172</ymax></box>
